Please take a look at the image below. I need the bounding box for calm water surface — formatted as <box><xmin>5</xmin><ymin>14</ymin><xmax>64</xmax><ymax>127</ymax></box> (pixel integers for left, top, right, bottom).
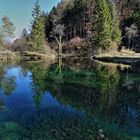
<box><xmin>0</xmin><ymin>59</ymin><xmax>140</xmax><ymax>140</ymax></box>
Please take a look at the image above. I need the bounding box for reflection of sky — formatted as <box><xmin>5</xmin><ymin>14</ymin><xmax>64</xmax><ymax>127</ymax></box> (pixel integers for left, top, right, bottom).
<box><xmin>0</xmin><ymin>65</ymin><xmax>140</xmax><ymax>138</ymax></box>
<box><xmin>0</xmin><ymin>66</ymin><xmax>82</xmax><ymax>114</ymax></box>
<box><xmin>6</xmin><ymin>67</ymin><xmax>33</xmax><ymax>95</ymax></box>
<box><xmin>120</xmin><ymin>106</ymin><xmax>140</xmax><ymax>134</ymax></box>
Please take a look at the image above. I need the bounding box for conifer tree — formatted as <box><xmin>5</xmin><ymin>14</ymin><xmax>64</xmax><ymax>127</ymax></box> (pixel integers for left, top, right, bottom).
<box><xmin>111</xmin><ymin>15</ymin><xmax>122</xmax><ymax>44</ymax></box>
<box><xmin>0</xmin><ymin>16</ymin><xmax>15</xmax><ymax>42</ymax></box>
<box><xmin>29</xmin><ymin>0</ymin><xmax>46</xmax><ymax>51</ymax></box>
<box><xmin>109</xmin><ymin>1</ymin><xmax>122</xmax><ymax>44</ymax></box>
<box><xmin>92</xmin><ymin>0</ymin><xmax>113</xmax><ymax>52</ymax></box>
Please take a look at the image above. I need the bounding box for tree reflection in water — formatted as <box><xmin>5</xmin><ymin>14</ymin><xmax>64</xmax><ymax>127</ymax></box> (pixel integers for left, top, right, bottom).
<box><xmin>0</xmin><ymin>60</ymin><xmax>139</xmax><ymax>139</ymax></box>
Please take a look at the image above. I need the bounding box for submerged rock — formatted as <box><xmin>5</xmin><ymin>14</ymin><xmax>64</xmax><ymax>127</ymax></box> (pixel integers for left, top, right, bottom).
<box><xmin>96</xmin><ymin>129</ymin><xmax>108</xmax><ymax>140</ymax></box>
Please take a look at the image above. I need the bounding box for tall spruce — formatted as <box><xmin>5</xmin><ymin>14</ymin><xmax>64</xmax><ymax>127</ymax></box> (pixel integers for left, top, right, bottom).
<box><xmin>29</xmin><ymin>0</ymin><xmax>46</xmax><ymax>51</ymax></box>
<box><xmin>92</xmin><ymin>0</ymin><xmax>112</xmax><ymax>52</ymax></box>
<box><xmin>112</xmin><ymin>14</ymin><xmax>122</xmax><ymax>44</ymax></box>
<box><xmin>109</xmin><ymin>1</ymin><xmax>122</xmax><ymax>44</ymax></box>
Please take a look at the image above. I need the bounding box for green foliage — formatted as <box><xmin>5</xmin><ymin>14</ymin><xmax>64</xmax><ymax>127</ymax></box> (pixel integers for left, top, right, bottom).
<box><xmin>92</xmin><ymin>0</ymin><xmax>112</xmax><ymax>52</ymax></box>
<box><xmin>0</xmin><ymin>61</ymin><xmax>140</xmax><ymax>139</ymax></box>
<box><xmin>1</xmin><ymin>77</ymin><xmax>16</xmax><ymax>96</ymax></box>
<box><xmin>29</xmin><ymin>1</ymin><xmax>46</xmax><ymax>51</ymax></box>
<box><xmin>95</xmin><ymin>66</ymin><xmax>120</xmax><ymax>111</ymax></box>
<box><xmin>131</xmin><ymin>12</ymin><xmax>140</xmax><ymax>28</ymax></box>
<box><xmin>0</xmin><ymin>16</ymin><xmax>15</xmax><ymax>47</ymax></box>
<box><xmin>46</xmin><ymin>0</ymin><xmax>122</xmax><ymax>53</ymax></box>
<box><xmin>110</xmin><ymin>3</ymin><xmax>122</xmax><ymax>44</ymax></box>
<box><xmin>91</xmin><ymin>0</ymin><xmax>122</xmax><ymax>52</ymax></box>
<box><xmin>63</xmin><ymin>0</ymin><xmax>86</xmax><ymax>25</ymax></box>
<box><xmin>32</xmin><ymin>0</ymin><xmax>41</xmax><ymax>20</ymax></box>
<box><xmin>0</xmin><ymin>16</ymin><xmax>15</xmax><ymax>39</ymax></box>
<box><xmin>112</xmin><ymin>17</ymin><xmax>122</xmax><ymax>44</ymax></box>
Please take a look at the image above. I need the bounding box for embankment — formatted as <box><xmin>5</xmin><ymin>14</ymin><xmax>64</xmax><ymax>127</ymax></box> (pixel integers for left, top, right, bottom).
<box><xmin>0</xmin><ymin>51</ymin><xmax>55</xmax><ymax>61</ymax></box>
<box><xmin>92</xmin><ymin>51</ymin><xmax>140</xmax><ymax>65</ymax></box>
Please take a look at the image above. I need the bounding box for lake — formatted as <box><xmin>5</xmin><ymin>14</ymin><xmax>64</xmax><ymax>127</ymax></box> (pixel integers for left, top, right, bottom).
<box><xmin>0</xmin><ymin>58</ymin><xmax>140</xmax><ymax>140</ymax></box>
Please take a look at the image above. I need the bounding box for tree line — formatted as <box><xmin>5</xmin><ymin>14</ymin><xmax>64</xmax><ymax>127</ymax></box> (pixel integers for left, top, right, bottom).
<box><xmin>0</xmin><ymin>0</ymin><xmax>139</xmax><ymax>54</ymax></box>
<box><xmin>29</xmin><ymin>0</ymin><xmax>139</xmax><ymax>54</ymax></box>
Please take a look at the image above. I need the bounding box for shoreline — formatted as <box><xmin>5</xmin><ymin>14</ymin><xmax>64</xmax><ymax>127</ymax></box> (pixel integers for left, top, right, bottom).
<box><xmin>91</xmin><ymin>53</ymin><xmax>140</xmax><ymax>65</ymax></box>
<box><xmin>1</xmin><ymin>51</ymin><xmax>140</xmax><ymax>65</ymax></box>
<box><xmin>0</xmin><ymin>51</ymin><xmax>55</xmax><ymax>61</ymax></box>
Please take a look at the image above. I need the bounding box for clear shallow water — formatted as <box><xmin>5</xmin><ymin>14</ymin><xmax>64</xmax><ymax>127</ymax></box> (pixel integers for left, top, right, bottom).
<box><xmin>0</xmin><ymin>60</ymin><xmax>140</xmax><ymax>140</ymax></box>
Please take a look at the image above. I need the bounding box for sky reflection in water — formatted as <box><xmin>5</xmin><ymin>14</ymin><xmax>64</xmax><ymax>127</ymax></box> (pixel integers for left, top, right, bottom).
<box><xmin>0</xmin><ymin>61</ymin><xmax>140</xmax><ymax>140</ymax></box>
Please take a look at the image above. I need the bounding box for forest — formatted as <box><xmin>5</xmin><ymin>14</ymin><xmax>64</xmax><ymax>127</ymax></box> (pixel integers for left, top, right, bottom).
<box><xmin>0</xmin><ymin>1</ymin><xmax>140</xmax><ymax>139</ymax></box>
<box><xmin>0</xmin><ymin>0</ymin><xmax>140</xmax><ymax>61</ymax></box>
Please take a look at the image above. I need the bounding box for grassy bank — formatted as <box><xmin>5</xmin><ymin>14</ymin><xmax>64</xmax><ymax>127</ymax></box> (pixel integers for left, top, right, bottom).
<box><xmin>20</xmin><ymin>51</ymin><xmax>55</xmax><ymax>61</ymax></box>
<box><xmin>92</xmin><ymin>50</ymin><xmax>140</xmax><ymax>65</ymax></box>
<box><xmin>0</xmin><ymin>51</ymin><xmax>56</xmax><ymax>62</ymax></box>
<box><xmin>0</xmin><ymin>51</ymin><xmax>20</xmax><ymax>61</ymax></box>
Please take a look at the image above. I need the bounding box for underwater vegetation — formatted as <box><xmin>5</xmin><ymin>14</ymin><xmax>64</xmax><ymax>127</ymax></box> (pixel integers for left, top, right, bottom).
<box><xmin>0</xmin><ymin>61</ymin><xmax>139</xmax><ymax>140</ymax></box>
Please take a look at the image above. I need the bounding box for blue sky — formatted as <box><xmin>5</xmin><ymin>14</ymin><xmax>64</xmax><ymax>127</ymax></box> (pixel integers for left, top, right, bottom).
<box><xmin>0</xmin><ymin>0</ymin><xmax>60</xmax><ymax>38</ymax></box>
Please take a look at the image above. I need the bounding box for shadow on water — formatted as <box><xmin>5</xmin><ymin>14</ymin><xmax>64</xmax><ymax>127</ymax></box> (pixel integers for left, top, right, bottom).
<box><xmin>0</xmin><ymin>58</ymin><xmax>140</xmax><ymax>140</ymax></box>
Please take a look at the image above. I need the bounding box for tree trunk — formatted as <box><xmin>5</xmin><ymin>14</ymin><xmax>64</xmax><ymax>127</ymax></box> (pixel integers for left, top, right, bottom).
<box><xmin>55</xmin><ymin>35</ymin><xmax>62</xmax><ymax>56</ymax></box>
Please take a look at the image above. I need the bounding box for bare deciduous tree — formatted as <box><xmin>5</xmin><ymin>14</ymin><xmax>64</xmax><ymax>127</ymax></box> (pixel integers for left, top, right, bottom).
<box><xmin>51</xmin><ymin>2</ymin><xmax>65</xmax><ymax>56</ymax></box>
<box><xmin>125</xmin><ymin>24</ymin><xmax>138</xmax><ymax>49</ymax></box>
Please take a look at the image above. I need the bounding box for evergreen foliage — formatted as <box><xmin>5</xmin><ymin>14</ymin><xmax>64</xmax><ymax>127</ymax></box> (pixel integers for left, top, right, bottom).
<box><xmin>131</xmin><ymin>12</ymin><xmax>140</xmax><ymax>31</ymax></box>
<box><xmin>91</xmin><ymin>0</ymin><xmax>122</xmax><ymax>52</ymax></box>
<box><xmin>92</xmin><ymin>0</ymin><xmax>112</xmax><ymax>52</ymax></box>
<box><xmin>29</xmin><ymin>0</ymin><xmax>46</xmax><ymax>51</ymax></box>
<box><xmin>29</xmin><ymin>0</ymin><xmax>138</xmax><ymax>53</ymax></box>
<box><xmin>0</xmin><ymin>16</ymin><xmax>15</xmax><ymax>43</ymax></box>
<box><xmin>109</xmin><ymin>1</ymin><xmax>122</xmax><ymax>44</ymax></box>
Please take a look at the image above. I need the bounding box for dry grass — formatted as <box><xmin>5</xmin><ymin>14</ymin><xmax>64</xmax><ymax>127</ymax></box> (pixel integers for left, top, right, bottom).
<box><xmin>21</xmin><ymin>51</ymin><xmax>56</xmax><ymax>61</ymax></box>
<box><xmin>120</xmin><ymin>48</ymin><xmax>135</xmax><ymax>55</ymax></box>
<box><xmin>0</xmin><ymin>50</ymin><xmax>56</xmax><ymax>61</ymax></box>
<box><xmin>92</xmin><ymin>48</ymin><xmax>140</xmax><ymax>65</ymax></box>
<box><xmin>0</xmin><ymin>51</ymin><xmax>20</xmax><ymax>61</ymax></box>
<box><xmin>95</xmin><ymin>49</ymin><xmax>140</xmax><ymax>58</ymax></box>
<box><xmin>94</xmin><ymin>60</ymin><xmax>131</xmax><ymax>69</ymax></box>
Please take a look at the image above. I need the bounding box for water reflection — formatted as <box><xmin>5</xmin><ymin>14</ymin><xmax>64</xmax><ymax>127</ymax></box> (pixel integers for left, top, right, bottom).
<box><xmin>0</xmin><ymin>60</ymin><xmax>139</xmax><ymax>139</ymax></box>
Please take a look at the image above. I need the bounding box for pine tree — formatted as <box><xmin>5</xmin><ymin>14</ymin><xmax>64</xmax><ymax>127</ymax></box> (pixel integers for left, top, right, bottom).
<box><xmin>32</xmin><ymin>0</ymin><xmax>41</xmax><ymax>20</ymax></box>
<box><xmin>29</xmin><ymin>0</ymin><xmax>46</xmax><ymax>51</ymax></box>
<box><xmin>92</xmin><ymin>0</ymin><xmax>113</xmax><ymax>52</ymax></box>
<box><xmin>112</xmin><ymin>15</ymin><xmax>122</xmax><ymax>44</ymax></box>
<box><xmin>109</xmin><ymin>1</ymin><xmax>122</xmax><ymax>44</ymax></box>
<box><xmin>0</xmin><ymin>16</ymin><xmax>15</xmax><ymax>40</ymax></box>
